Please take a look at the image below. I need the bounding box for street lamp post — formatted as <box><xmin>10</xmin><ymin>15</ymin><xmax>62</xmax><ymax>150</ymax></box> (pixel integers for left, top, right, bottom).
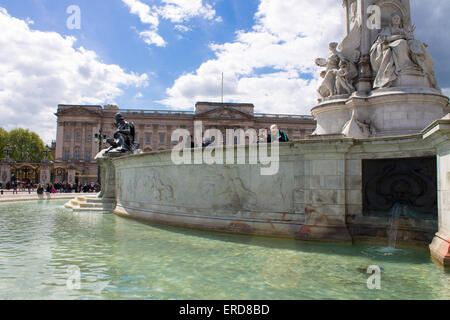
<box><xmin>94</xmin><ymin>128</ymin><xmax>106</xmax><ymax>184</ymax></box>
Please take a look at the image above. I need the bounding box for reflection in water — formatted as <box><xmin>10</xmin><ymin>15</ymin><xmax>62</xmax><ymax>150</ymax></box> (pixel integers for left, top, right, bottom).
<box><xmin>0</xmin><ymin>200</ymin><xmax>448</xmax><ymax>300</ymax></box>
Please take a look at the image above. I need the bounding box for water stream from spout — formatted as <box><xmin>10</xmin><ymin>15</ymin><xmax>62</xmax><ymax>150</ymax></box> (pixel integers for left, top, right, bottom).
<box><xmin>388</xmin><ymin>203</ymin><xmax>402</xmax><ymax>249</ymax></box>
<box><xmin>376</xmin><ymin>203</ymin><xmax>404</xmax><ymax>255</ymax></box>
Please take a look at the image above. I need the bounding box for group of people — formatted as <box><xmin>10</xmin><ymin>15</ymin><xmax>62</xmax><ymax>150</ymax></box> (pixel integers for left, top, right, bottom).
<box><xmin>35</xmin><ymin>182</ymin><xmax>101</xmax><ymax>195</ymax></box>
<box><xmin>259</xmin><ymin>125</ymin><xmax>290</xmax><ymax>143</ymax></box>
<box><xmin>191</xmin><ymin>124</ymin><xmax>289</xmax><ymax>148</ymax></box>
<box><xmin>0</xmin><ymin>181</ymin><xmax>34</xmax><ymax>194</ymax></box>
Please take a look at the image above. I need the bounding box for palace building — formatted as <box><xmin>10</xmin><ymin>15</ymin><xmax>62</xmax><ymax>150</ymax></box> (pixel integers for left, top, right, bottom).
<box><xmin>53</xmin><ymin>102</ymin><xmax>316</xmax><ymax>184</ymax></box>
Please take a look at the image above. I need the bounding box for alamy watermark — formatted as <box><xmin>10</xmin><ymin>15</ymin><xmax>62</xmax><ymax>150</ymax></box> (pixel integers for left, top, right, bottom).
<box><xmin>66</xmin><ymin>5</ymin><xmax>81</xmax><ymax>30</ymax></box>
<box><xmin>66</xmin><ymin>265</ymin><xmax>81</xmax><ymax>290</ymax></box>
<box><xmin>366</xmin><ymin>5</ymin><xmax>381</xmax><ymax>30</ymax></box>
<box><xmin>366</xmin><ymin>265</ymin><xmax>381</xmax><ymax>290</ymax></box>
<box><xmin>171</xmin><ymin>121</ymin><xmax>280</xmax><ymax>176</ymax></box>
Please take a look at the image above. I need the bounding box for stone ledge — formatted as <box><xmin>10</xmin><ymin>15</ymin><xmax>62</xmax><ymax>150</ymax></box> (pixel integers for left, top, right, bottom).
<box><xmin>430</xmin><ymin>234</ymin><xmax>450</xmax><ymax>266</ymax></box>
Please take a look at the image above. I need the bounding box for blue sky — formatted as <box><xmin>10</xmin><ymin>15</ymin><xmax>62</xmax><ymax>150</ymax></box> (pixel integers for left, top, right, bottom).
<box><xmin>1</xmin><ymin>0</ymin><xmax>260</xmax><ymax>109</ymax></box>
<box><xmin>0</xmin><ymin>0</ymin><xmax>449</xmax><ymax>142</ymax></box>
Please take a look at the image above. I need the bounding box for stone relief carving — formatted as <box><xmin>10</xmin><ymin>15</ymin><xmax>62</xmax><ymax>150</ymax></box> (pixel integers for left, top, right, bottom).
<box><xmin>335</xmin><ymin>60</ymin><xmax>358</xmax><ymax>95</ymax></box>
<box><xmin>118</xmin><ymin>168</ymin><xmax>174</xmax><ymax>203</ymax></box>
<box><xmin>370</xmin><ymin>14</ymin><xmax>439</xmax><ymax>90</ymax></box>
<box><xmin>349</xmin><ymin>1</ymin><xmax>359</xmax><ymax>30</ymax></box>
<box><xmin>137</xmin><ymin>169</ymin><xmax>174</xmax><ymax>202</ymax></box>
<box><xmin>199</xmin><ymin>166</ymin><xmax>257</xmax><ymax>210</ymax></box>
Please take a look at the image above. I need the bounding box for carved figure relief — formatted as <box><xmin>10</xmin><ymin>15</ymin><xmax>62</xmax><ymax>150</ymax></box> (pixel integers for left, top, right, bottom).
<box><xmin>349</xmin><ymin>1</ymin><xmax>360</xmax><ymax>30</ymax></box>
<box><xmin>199</xmin><ymin>166</ymin><xmax>257</xmax><ymax>210</ymax></box>
<box><xmin>362</xmin><ymin>157</ymin><xmax>437</xmax><ymax>220</ymax></box>
<box><xmin>141</xmin><ymin>169</ymin><xmax>174</xmax><ymax>202</ymax></box>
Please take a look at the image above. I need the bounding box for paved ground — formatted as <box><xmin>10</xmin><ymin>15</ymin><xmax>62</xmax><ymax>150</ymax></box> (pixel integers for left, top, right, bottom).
<box><xmin>0</xmin><ymin>190</ymin><xmax>92</xmax><ymax>203</ymax></box>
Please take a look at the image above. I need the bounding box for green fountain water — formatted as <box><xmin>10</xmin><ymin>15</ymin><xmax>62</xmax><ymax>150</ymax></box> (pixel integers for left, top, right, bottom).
<box><xmin>0</xmin><ymin>200</ymin><xmax>448</xmax><ymax>300</ymax></box>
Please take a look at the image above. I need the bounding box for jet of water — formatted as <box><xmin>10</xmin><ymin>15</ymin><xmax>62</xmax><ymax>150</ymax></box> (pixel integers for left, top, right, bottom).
<box><xmin>387</xmin><ymin>203</ymin><xmax>404</xmax><ymax>249</ymax></box>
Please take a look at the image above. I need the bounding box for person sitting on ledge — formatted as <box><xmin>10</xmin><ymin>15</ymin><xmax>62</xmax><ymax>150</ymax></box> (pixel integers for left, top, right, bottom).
<box><xmin>37</xmin><ymin>184</ymin><xmax>44</xmax><ymax>195</ymax></box>
<box><xmin>268</xmin><ymin>124</ymin><xmax>289</xmax><ymax>143</ymax></box>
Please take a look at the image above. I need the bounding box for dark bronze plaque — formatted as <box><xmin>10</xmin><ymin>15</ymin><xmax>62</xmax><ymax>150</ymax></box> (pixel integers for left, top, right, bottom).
<box><xmin>362</xmin><ymin>157</ymin><xmax>437</xmax><ymax>220</ymax></box>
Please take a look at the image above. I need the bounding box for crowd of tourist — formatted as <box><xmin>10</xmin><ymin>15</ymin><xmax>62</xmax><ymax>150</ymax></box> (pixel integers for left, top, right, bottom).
<box><xmin>38</xmin><ymin>182</ymin><xmax>101</xmax><ymax>194</ymax></box>
<box><xmin>1</xmin><ymin>181</ymin><xmax>101</xmax><ymax>195</ymax></box>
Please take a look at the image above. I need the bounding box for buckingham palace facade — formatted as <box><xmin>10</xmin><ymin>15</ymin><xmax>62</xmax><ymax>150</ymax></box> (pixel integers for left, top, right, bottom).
<box><xmin>54</xmin><ymin>102</ymin><xmax>316</xmax><ymax>184</ymax></box>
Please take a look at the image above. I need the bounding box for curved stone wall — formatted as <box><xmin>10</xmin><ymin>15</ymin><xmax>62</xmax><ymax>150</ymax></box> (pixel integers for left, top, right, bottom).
<box><xmin>111</xmin><ymin>143</ymin><xmax>352</xmax><ymax>242</ymax></box>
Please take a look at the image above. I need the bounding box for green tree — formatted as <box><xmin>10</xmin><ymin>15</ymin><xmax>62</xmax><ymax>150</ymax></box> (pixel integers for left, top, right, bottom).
<box><xmin>8</xmin><ymin>128</ymin><xmax>46</xmax><ymax>162</ymax></box>
<box><xmin>0</xmin><ymin>127</ymin><xmax>8</xmax><ymax>160</ymax></box>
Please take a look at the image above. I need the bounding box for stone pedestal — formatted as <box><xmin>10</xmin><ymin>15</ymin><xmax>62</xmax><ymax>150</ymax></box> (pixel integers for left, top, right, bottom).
<box><xmin>423</xmin><ymin>117</ymin><xmax>450</xmax><ymax>266</ymax></box>
<box><xmin>0</xmin><ymin>163</ymin><xmax>11</xmax><ymax>185</ymax></box>
<box><xmin>97</xmin><ymin>155</ymin><xmax>118</xmax><ymax>201</ymax></box>
<box><xmin>39</xmin><ymin>164</ymin><xmax>51</xmax><ymax>185</ymax></box>
<box><xmin>68</xmin><ymin>168</ymin><xmax>76</xmax><ymax>184</ymax></box>
<box><xmin>312</xmin><ymin>90</ymin><xmax>449</xmax><ymax>138</ymax></box>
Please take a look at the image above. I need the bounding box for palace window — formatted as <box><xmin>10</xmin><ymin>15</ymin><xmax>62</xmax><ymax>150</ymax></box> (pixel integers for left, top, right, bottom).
<box><xmin>76</xmin><ymin>132</ymin><xmax>81</xmax><ymax>142</ymax></box>
<box><xmin>65</xmin><ymin>133</ymin><xmax>71</xmax><ymax>141</ymax></box>
<box><xmin>159</xmin><ymin>133</ymin><xmax>165</xmax><ymax>144</ymax></box>
<box><xmin>74</xmin><ymin>149</ymin><xmax>80</xmax><ymax>161</ymax></box>
<box><xmin>86</xmin><ymin>151</ymin><xmax>91</xmax><ymax>161</ymax></box>
<box><xmin>87</xmin><ymin>134</ymin><xmax>92</xmax><ymax>142</ymax></box>
<box><xmin>146</xmin><ymin>134</ymin><xmax>151</xmax><ymax>144</ymax></box>
<box><xmin>64</xmin><ymin>150</ymin><xmax>70</xmax><ymax>161</ymax></box>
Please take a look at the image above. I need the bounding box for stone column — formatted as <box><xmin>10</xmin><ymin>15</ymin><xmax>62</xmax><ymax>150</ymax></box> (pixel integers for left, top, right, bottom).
<box><xmin>294</xmin><ymin>141</ymin><xmax>353</xmax><ymax>242</ymax></box>
<box><xmin>424</xmin><ymin>117</ymin><xmax>450</xmax><ymax>266</ymax></box>
<box><xmin>81</xmin><ymin>124</ymin><xmax>86</xmax><ymax>160</ymax></box>
<box><xmin>97</xmin><ymin>156</ymin><xmax>116</xmax><ymax>201</ymax></box>
<box><xmin>56</xmin><ymin>121</ymin><xmax>64</xmax><ymax>160</ymax></box>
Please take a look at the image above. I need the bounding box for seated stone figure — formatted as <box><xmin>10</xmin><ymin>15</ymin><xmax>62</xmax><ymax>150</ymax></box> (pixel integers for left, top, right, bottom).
<box><xmin>105</xmin><ymin>113</ymin><xmax>139</xmax><ymax>154</ymax></box>
<box><xmin>370</xmin><ymin>14</ymin><xmax>438</xmax><ymax>89</ymax></box>
<box><xmin>335</xmin><ymin>59</ymin><xmax>358</xmax><ymax>95</ymax></box>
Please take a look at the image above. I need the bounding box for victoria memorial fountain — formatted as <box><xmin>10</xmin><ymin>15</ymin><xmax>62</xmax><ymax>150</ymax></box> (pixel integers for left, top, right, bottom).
<box><xmin>71</xmin><ymin>0</ymin><xmax>450</xmax><ymax>267</ymax></box>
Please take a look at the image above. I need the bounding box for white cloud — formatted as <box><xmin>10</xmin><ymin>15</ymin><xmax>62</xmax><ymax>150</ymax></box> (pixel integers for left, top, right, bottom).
<box><xmin>161</xmin><ymin>0</ymin><xmax>450</xmax><ymax>115</ymax></box>
<box><xmin>160</xmin><ymin>0</ymin><xmax>343</xmax><ymax>113</ymax></box>
<box><xmin>158</xmin><ymin>0</ymin><xmax>217</xmax><ymax>23</ymax></box>
<box><xmin>139</xmin><ymin>29</ymin><xmax>167</xmax><ymax>47</ymax></box>
<box><xmin>0</xmin><ymin>8</ymin><xmax>148</xmax><ymax>143</ymax></box>
<box><xmin>122</xmin><ymin>0</ymin><xmax>220</xmax><ymax>46</ymax></box>
<box><xmin>442</xmin><ymin>88</ymin><xmax>450</xmax><ymax>98</ymax></box>
<box><xmin>174</xmin><ymin>24</ymin><xmax>191</xmax><ymax>33</ymax></box>
<box><xmin>122</xmin><ymin>0</ymin><xmax>166</xmax><ymax>47</ymax></box>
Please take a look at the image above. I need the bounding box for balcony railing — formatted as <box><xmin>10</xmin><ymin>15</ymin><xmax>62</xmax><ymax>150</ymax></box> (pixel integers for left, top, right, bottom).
<box><xmin>118</xmin><ymin>109</ymin><xmax>195</xmax><ymax>116</ymax></box>
<box><xmin>116</xmin><ymin>109</ymin><xmax>314</xmax><ymax>121</ymax></box>
<box><xmin>254</xmin><ymin>113</ymin><xmax>314</xmax><ymax>120</ymax></box>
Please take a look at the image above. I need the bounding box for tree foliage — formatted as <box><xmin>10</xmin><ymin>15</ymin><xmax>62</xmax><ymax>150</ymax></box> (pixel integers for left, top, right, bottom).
<box><xmin>0</xmin><ymin>128</ymin><xmax>51</xmax><ymax>162</ymax></box>
<box><xmin>0</xmin><ymin>128</ymin><xmax>8</xmax><ymax>160</ymax></box>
